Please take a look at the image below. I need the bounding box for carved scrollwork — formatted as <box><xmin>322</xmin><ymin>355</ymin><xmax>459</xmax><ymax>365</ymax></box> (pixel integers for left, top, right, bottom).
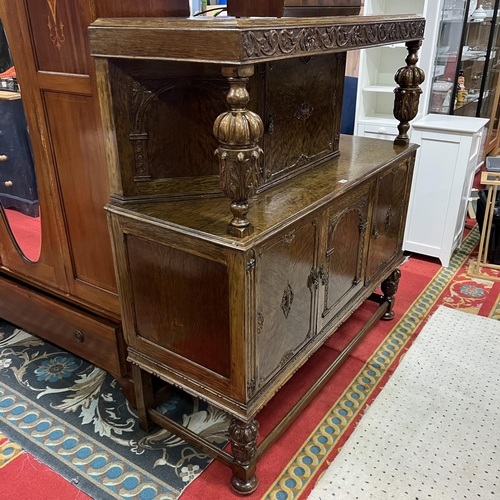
<box><xmin>281</xmin><ymin>283</ymin><xmax>294</xmax><ymax>318</ymax></box>
<box><xmin>295</xmin><ymin>102</ymin><xmax>314</xmax><ymax>122</ymax></box>
<box><xmin>283</xmin><ymin>229</ymin><xmax>296</xmax><ymax>244</ymax></box>
<box><xmin>257</xmin><ymin>313</ymin><xmax>264</xmax><ymax>335</ymax></box>
<box><xmin>279</xmin><ymin>350</ymin><xmax>295</xmax><ymax>367</ymax></box>
<box><xmin>385</xmin><ymin>205</ymin><xmax>393</xmax><ymax>234</ymax></box>
<box><xmin>241</xmin><ymin>21</ymin><xmax>425</xmax><ymax>60</ymax></box>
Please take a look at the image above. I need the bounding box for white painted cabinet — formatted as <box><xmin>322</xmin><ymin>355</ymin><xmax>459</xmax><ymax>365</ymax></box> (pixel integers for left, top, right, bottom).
<box><xmin>404</xmin><ymin>114</ymin><xmax>489</xmax><ymax>267</ymax></box>
<box><xmin>354</xmin><ymin>0</ymin><xmax>444</xmax><ymax>140</ymax></box>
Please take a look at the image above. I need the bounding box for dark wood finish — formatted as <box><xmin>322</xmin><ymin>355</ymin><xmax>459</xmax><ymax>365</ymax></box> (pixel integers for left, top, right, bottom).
<box><xmin>284</xmin><ymin>0</ymin><xmax>362</xmax><ymax>17</ymax></box>
<box><xmin>89</xmin><ymin>13</ymin><xmax>424</xmax><ymax>492</ymax></box>
<box><xmin>394</xmin><ymin>40</ymin><xmax>425</xmax><ymax>146</ymax></box>
<box><xmin>106</xmin><ymin>138</ymin><xmax>417</xmax><ymax>492</ymax></box>
<box><xmin>226</xmin><ymin>0</ymin><xmax>362</xmax><ymax>17</ymax></box>
<box><xmin>95</xmin><ymin>0</ymin><xmax>189</xmax><ymax>18</ymax></box>
<box><xmin>227</xmin><ymin>0</ymin><xmax>284</xmax><ymax>18</ymax></box>
<box><xmin>89</xmin><ymin>15</ymin><xmax>426</xmax><ymax>64</ymax></box>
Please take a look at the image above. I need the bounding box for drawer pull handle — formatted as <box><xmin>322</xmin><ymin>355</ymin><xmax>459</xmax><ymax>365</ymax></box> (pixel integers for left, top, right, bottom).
<box><xmin>4</xmin><ymin>180</ymin><xmax>13</xmax><ymax>187</ymax></box>
<box><xmin>0</xmin><ymin>155</ymin><xmax>7</xmax><ymax>162</ymax></box>
<box><xmin>74</xmin><ymin>330</ymin><xmax>85</xmax><ymax>342</ymax></box>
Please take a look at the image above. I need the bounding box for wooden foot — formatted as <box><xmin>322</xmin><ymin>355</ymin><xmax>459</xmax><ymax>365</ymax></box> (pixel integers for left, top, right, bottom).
<box><xmin>229</xmin><ymin>418</ymin><xmax>259</xmax><ymax>494</ymax></box>
<box><xmin>131</xmin><ymin>364</ymin><xmax>155</xmax><ymax>432</ymax></box>
<box><xmin>380</xmin><ymin>268</ymin><xmax>401</xmax><ymax>321</ymax></box>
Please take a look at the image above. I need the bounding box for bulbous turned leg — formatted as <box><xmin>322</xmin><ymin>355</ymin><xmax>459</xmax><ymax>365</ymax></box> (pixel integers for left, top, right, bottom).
<box><xmin>393</xmin><ymin>40</ymin><xmax>425</xmax><ymax>146</ymax></box>
<box><xmin>229</xmin><ymin>418</ymin><xmax>259</xmax><ymax>494</ymax></box>
<box><xmin>381</xmin><ymin>268</ymin><xmax>401</xmax><ymax>321</ymax></box>
<box><xmin>214</xmin><ymin>65</ymin><xmax>264</xmax><ymax>238</ymax></box>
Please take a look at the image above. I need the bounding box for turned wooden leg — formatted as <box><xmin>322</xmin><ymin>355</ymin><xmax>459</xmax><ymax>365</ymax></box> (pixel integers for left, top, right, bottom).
<box><xmin>132</xmin><ymin>364</ymin><xmax>155</xmax><ymax>432</ymax></box>
<box><xmin>229</xmin><ymin>418</ymin><xmax>259</xmax><ymax>494</ymax></box>
<box><xmin>214</xmin><ymin>65</ymin><xmax>264</xmax><ymax>238</ymax></box>
<box><xmin>393</xmin><ymin>40</ymin><xmax>425</xmax><ymax>146</ymax></box>
<box><xmin>381</xmin><ymin>268</ymin><xmax>401</xmax><ymax>321</ymax></box>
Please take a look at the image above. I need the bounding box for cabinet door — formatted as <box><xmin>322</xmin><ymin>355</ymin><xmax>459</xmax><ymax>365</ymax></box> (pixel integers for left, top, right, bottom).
<box><xmin>254</xmin><ymin>217</ymin><xmax>318</xmax><ymax>391</ymax></box>
<box><xmin>317</xmin><ymin>182</ymin><xmax>371</xmax><ymax>333</ymax></box>
<box><xmin>366</xmin><ymin>159</ymin><xmax>412</xmax><ymax>281</ymax></box>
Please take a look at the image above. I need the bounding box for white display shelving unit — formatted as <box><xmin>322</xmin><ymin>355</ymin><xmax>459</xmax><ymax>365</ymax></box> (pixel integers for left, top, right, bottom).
<box><xmin>355</xmin><ymin>0</ymin><xmax>444</xmax><ymax>141</ymax></box>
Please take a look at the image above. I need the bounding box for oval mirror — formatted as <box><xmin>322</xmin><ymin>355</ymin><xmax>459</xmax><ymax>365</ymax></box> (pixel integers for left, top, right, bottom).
<box><xmin>0</xmin><ymin>20</ymin><xmax>41</xmax><ymax>262</ymax></box>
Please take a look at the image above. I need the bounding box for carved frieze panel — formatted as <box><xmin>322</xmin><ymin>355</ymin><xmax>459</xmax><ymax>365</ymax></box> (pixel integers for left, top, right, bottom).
<box><xmin>241</xmin><ymin>20</ymin><xmax>426</xmax><ymax>61</ymax></box>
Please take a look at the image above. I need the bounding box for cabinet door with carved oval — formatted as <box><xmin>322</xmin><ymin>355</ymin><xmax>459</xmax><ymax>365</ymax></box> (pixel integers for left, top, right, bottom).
<box><xmin>317</xmin><ymin>181</ymin><xmax>372</xmax><ymax>334</ymax></box>
<box><xmin>254</xmin><ymin>216</ymin><xmax>318</xmax><ymax>391</ymax></box>
<box><xmin>366</xmin><ymin>158</ymin><xmax>413</xmax><ymax>282</ymax></box>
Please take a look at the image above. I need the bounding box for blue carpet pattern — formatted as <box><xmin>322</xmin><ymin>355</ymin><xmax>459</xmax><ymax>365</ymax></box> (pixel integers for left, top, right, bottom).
<box><xmin>0</xmin><ymin>323</ymin><xmax>230</xmax><ymax>500</ymax></box>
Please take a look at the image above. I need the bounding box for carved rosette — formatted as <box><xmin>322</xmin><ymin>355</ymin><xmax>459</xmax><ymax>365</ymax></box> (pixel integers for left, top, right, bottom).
<box><xmin>214</xmin><ymin>66</ymin><xmax>264</xmax><ymax>238</ymax></box>
<box><xmin>229</xmin><ymin>419</ymin><xmax>260</xmax><ymax>465</ymax></box>
<box><xmin>393</xmin><ymin>40</ymin><xmax>425</xmax><ymax>146</ymax></box>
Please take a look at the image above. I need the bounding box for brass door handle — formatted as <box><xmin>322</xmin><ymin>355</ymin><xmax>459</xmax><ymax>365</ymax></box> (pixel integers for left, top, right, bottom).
<box><xmin>0</xmin><ymin>155</ymin><xmax>7</xmax><ymax>162</ymax></box>
<box><xmin>4</xmin><ymin>181</ymin><xmax>13</xmax><ymax>187</ymax></box>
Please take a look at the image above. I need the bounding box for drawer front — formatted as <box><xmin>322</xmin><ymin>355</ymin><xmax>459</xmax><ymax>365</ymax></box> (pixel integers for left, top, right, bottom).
<box><xmin>358</xmin><ymin>123</ymin><xmax>399</xmax><ymax>142</ymax></box>
<box><xmin>0</xmin><ymin>277</ymin><xmax>125</xmax><ymax>378</ymax></box>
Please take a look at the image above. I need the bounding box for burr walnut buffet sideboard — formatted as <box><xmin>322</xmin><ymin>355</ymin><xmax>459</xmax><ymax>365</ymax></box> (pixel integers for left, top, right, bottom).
<box><xmin>89</xmin><ymin>13</ymin><xmax>425</xmax><ymax>494</ymax></box>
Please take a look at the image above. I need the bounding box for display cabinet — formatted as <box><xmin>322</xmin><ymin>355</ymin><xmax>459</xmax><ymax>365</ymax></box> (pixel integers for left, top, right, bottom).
<box><xmin>429</xmin><ymin>0</ymin><xmax>500</xmax><ymax>154</ymax></box>
<box><xmin>354</xmin><ymin>0</ymin><xmax>443</xmax><ymax>141</ymax></box>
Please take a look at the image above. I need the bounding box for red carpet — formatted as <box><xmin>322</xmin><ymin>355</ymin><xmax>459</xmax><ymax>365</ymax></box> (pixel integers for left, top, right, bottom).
<box><xmin>3</xmin><ymin>208</ymin><xmax>41</xmax><ymax>262</ymax></box>
<box><xmin>0</xmin><ymin>434</ymin><xmax>91</xmax><ymax>500</ymax></box>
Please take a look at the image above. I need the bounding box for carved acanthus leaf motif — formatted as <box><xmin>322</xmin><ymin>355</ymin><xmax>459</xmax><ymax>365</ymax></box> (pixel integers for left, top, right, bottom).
<box><xmin>241</xmin><ymin>21</ymin><xmax>425</xmax><ymax>60</ymax></box>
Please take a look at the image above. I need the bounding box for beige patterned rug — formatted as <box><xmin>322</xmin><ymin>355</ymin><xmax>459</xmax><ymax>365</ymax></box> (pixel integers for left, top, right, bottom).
<box><xmin>308</xmin><ymin>305</ymin><xmax>500</xmax><ymax>499</ymax></box>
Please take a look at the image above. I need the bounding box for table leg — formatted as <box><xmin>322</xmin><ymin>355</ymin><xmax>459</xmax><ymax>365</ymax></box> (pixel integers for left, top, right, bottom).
<box><xmin>229</xmin><ymin>418</ymin><xmax>259</xmax><ymax>494</ymax></box>
<box><xmin>381</xmin><ymin>268</ymin><xmax>401</xmax><ymax>321</ymax></box>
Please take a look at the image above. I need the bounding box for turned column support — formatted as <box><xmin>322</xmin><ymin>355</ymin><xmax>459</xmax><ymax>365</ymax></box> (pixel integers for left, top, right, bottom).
<box><xmin>228</xmin><ymin>418</ymin><xmax>259</xmax><ymax>494</ymax></box>
<box><xmin>214</xmin><ymin>65</ymin><xmax>264</xmax><ymax>238</ymax></box>
<box><xmin>381</xmin><ymin>268</ymin><xmax>401</xmax><ymax>321</ymax></box>
<box><xmin>393</xmin><ymin>40</ymin><xmax>425</xmax><ymax>146</ymax></box>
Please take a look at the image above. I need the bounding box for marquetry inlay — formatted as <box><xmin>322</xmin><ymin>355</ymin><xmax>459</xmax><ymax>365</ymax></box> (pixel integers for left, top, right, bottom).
<box><xmin>47</xmin><ymin>0</ymin><xmax>66</xmax><ymax>50</ymax></box>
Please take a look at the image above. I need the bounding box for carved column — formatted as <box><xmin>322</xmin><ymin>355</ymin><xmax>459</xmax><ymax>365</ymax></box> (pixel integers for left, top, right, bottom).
<box><xmin>228</xmin><ymin>418</ymin><xmax>259</xmax><ymax>494</ymax></box>
<box><xmin>214</xmin><ymin>65</ymin><xmax>264</xmax><ymax>238</ymax></box>
<box><xmin>381</xmin><ymin>268</ymin><xmax>401</xmax><ymax>321</ymax></box>
<box><xmin>393</xmin><ymin>40</ymin><xmax>425</xmax><ymax>146</ymax></box>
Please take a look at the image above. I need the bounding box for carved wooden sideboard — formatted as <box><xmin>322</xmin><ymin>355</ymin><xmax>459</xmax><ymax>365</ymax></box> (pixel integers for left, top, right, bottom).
<box><xmin>89</xmin><ymin>14</ymin><xmax>425</xmax><ymax>494</ymax></box>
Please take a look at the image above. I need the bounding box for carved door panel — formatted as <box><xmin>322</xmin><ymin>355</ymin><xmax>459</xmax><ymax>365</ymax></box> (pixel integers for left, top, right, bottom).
<box><xmin>262</xmin><ymin>53</ymin><xmax>345</xmax><ymax>185</ymax></box>
<box><xmin>254</xmin><ymin>217</ymin><xmax>318</xmax><ymax>391</ymax></box>
<box><xmin>366</xmin><ymin>159</ymin><xmax>412</xmax><ymax>282</ymax></box>
<box><xmin>317</xmin><ymin>182</ymin><xmax>371</xmax><ymax>333</ymax></box>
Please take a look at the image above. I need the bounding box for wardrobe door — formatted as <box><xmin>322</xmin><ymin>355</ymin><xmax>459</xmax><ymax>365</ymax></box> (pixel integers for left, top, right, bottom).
<box><xmin>1</xmin><ymin>0</ymin><xmax>120</xmax><ymax>317</ymax></box>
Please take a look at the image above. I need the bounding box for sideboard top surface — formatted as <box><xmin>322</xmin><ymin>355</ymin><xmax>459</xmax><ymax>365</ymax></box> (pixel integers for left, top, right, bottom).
<box><xmin>89</xmin><ymin>14</ymin><xmax>425</xmax><ymax>64</ymax></box>
<box><xmin>107</xmin><ymin>135</ymin><xmax>418</xmax><ymax>248</ymax></box>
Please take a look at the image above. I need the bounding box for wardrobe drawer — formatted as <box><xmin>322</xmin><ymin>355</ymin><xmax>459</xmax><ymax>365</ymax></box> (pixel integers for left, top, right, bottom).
<box><xmin>0</xmin><ymin>276</ymin><xmax>125</xmax><ymax>378</ymax></box>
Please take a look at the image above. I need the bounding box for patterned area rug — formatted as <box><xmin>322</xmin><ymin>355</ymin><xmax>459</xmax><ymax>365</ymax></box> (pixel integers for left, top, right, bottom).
<box><xmin>308</xmin><ymin>306</ymin><xmax>500</xmax><ymax>498</ymax></box>
<box><xmin>0</xmin><ymin>326</ymin><xmax>230</xmax><ymax>500</ymax></box>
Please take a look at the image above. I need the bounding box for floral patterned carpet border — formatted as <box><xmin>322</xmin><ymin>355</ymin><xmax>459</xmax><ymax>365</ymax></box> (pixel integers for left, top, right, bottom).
<box><xmin>0</xmin><ymin>326</ymin><xmax>230</xmax><ymax>500</ymax></box>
